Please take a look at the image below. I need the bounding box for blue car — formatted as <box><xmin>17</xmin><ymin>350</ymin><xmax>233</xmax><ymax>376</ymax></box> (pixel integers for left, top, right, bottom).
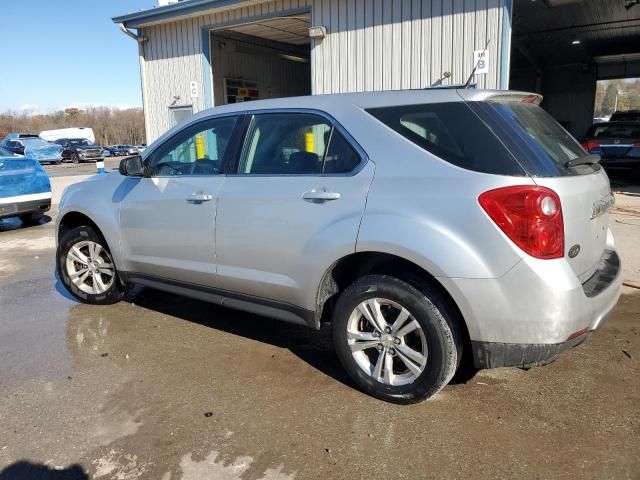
<box><xmin>1</xmin><ymin>133</ymin><xmax>63</xmax><ymax>165</ymax></box>
<box><xmin>0</xmin><ymin>146</ymin><xmax>52</xmax><ymax>224</ymax></box>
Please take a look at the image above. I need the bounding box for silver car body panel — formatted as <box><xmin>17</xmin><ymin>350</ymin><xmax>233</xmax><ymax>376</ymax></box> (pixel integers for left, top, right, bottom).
<box><xmin>118</xmin><ymin>175</ymin><xmax>224</xmax><ymax>286</ymax></box>
<box><xmin>57</xmin><ymin>88</ymin><xmax>622</xmax><ymax>354</ymax></box>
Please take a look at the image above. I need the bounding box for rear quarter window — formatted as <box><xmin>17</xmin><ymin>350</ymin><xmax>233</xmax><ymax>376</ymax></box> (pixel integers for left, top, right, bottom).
<box><xmin>366</xmin><ymin>103</ymin><xmax>524</xmax><ymax>176</ymax></box>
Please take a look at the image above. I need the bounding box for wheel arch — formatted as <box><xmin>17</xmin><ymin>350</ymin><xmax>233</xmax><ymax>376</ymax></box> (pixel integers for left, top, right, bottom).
<box><xmin>58</xmin><ymin>211</ymin><xmax>102</xmax><ymax>243</ymax></box>
<box><xmin>57</xmin><ymin>210</ymin><xmax>126</xmax><ymax>284</ymax></box>
<box><xmin>315</xmin><ymin>251</ymin><xmax>471</xmax><ymax>353</ymax></box>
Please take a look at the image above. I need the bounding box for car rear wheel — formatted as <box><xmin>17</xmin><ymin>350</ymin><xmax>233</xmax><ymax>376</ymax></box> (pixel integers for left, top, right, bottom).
<box><xmin>57</xmin><ymin>226</ymin><xmax>124</xmax><ymax>304</ymax></box>
<box><xmin>72</xmin><ymin>153</ymin><xmax>80</xmax><ymax>164</ymax></box>
<box><xmin>332</xmin><ymin>275</ymin><xmax>460</xmax><ymax>404</ymax></box>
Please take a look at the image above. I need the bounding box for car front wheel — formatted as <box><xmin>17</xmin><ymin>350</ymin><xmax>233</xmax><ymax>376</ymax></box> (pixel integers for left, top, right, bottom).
<box><xmin>332</xmin><ymin>275</ymin><xmax>461</xmax><ymax>404</ymax></box>
<box><xmin>57</xmin><ymin>226</ymin><xmax>124</xmax><ymax>304</ymax></box>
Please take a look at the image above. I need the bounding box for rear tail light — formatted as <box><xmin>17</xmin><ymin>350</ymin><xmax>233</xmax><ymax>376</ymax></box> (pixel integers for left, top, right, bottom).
<box><xmin>479</xmin><ymin>186</ymin><xmax>564</xmax><ymax>259</ymax></box>
<box><xmin>581</xmin><ymin>139</ymin><xmax>601</xmax><ymax>152</ymax></box>
<box><xmin>633</xmin><ymin>141</ymin><xmax>640</xmax><ymax>148</ymax></box>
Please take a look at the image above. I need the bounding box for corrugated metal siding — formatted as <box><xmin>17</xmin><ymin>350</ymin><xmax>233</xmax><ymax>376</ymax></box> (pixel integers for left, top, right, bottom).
<box><xmin>311</xmin><ymin>0</ymin><xmax>505</xmax><ymax>96</ymax></box>
<box><xmin>140</xmin><ymin>0</ymin><xmax>313</xmax><ymax>141</ymax></box>
<box><xmin>139</xmin><ymin>0</ymin><xmax>507</xmax><ymax>141</ymax></box>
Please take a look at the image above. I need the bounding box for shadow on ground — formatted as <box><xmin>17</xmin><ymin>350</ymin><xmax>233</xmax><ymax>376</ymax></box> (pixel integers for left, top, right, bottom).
<box><xmin>124</xmin><ymin>286</ymin><xmax>479</xmax><ymax>391</ymax></box>
<box><xmin>128</xmin><ymin>286</ymin><xmax>355</xmax><ymax>388</ymax></box>
<box><xmin>0</xmin><ymin>461</ymin><xmax>87</xmax><ymax>480</ymax></box>
<box><xmin>607</xmin><ymin>168</ymin><xmax>640</xmax><ymax>195</ymax></box>
<box><xmin>0</xmin><ymin>215</ymin><xmax>52</xmax><ymax>233</ymax></box>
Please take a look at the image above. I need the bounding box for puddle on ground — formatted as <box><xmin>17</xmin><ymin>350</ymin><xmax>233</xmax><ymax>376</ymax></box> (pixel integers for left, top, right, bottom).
<box><xmin>177</xmin><ymin>451</ymin><xmax>294</xmax><ymax>480</ymax></box>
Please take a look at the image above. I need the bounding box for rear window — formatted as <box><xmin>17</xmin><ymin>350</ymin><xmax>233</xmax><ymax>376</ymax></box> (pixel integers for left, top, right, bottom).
<box><xmin>366</xmin><ymin>103</ymin><xmax>524</xmax><ymax>176</ymax></box>
<box><xmin>487</xmin><ymin>100</ymin><xmax>585</xmax><ymax>168</ymax></box>
<box><xmin>586</xmin><ymin>123</ymin><xmax>640</xmax><ymax>139</ymax></box>
<box><xmin>610</xmin><ymin>111</ymin><xmax>640</xmax><ymax>122</ymax></box>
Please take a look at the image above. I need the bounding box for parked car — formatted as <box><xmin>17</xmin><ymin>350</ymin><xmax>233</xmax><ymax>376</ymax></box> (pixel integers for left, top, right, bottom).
<box><xmin>1</xmin><ymin>133</ymin><xmax>62</xmax><ymax>165</ymax></box>
<box><xmin>106</xmin><ymin>145</ymin><xmax>134</xmax><ymax>156</ymax></box>
<box><xmin>0</xmin><ymin>146</ymin><xmax>51</xmax><ymax>224</ymax></box>
<box><xmin>581</xmin><ymin>122</ymin><xmax>640</xmax><ymax>170</ymax></box>
<box><xmin>134</xmin><ymin>144</ymin><xmax>147</xmax><ymax>153</ymax></box>
<box><xmin>54</xmin><ymin>138</ymin><xmax>103</xmax><ymax>163</ymax></box>
<box><xmin>54</xmin><ymin>138</ymin><xmax>102</xmax><ymax>163</ymax></box>
<box><xmin>101</xmin><ymin>148</ymin><xmax>112</xmax><ymax>158</ymax></box>
<box><xmin>609</xmin><ymin>110</ymin><xmax>640</xmax><ymax>123</ymax></box>
<box><xmin>56</xmin><ymin>90</ymin><xmax>621</xmax><ymax>403</ymax></box>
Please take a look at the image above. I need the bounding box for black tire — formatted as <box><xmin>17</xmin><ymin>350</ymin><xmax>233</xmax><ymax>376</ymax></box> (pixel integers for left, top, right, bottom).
<box><xmin>332</xmin><ymin>275</ymin><xmax>460</xmax><ymax>404</ymax></box>
<box><xmin>19</xmin><ymin>212</ymin><xmax>43</xmax><ymax>225</ymax></box>
<box><xmin>57</xmin><ymin>226</ymin><xmax>124</xmax><ymax>305</ymax></box>
<box><xmin>72</xmin><ymin>153</ymin><xmax>80</xmax><ymax>164</ymax></box>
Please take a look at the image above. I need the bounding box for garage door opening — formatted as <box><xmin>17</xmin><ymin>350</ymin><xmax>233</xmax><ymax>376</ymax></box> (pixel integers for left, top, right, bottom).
<box><xmin>210</xmin><ymin>14</ymin><xmax>311</xmax><ymax>106</ymax></box>
<box><xmin>509</xmin><ymin>0</ymin><xmax>640</xmax><ymax>138</ymax></box>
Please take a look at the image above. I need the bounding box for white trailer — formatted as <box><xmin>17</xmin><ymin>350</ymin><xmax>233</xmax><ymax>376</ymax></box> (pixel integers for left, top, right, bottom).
<box><xmin>40</xmin><ymin>127</ymin><xmax>95</xmax><ymax>143</ymax></box>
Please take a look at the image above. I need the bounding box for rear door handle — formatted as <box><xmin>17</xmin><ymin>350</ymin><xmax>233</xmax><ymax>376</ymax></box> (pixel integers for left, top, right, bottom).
<box><xmin>302</xmin><ymin>190</ymin><xmax>341</xmax><ymax>202</ymax></box>
<box><xmin>187</xmin><ymin>192</ymin><xmax>213</xmax><ymax>204</ymax></box>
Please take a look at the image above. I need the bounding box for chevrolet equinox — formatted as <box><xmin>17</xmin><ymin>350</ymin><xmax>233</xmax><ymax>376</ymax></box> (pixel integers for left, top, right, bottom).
<box><xmin>56</xmin><ymin>89</ymin><xmax>622</xmax><ymax>403</ymax></box>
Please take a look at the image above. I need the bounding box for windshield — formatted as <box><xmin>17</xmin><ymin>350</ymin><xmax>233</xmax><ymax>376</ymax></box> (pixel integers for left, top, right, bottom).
<box><xmin>586</xmin><ymin>123</ymin><xmax>640</xmax><ymax>140</ymax></box>
<box><xmin>22</xmin><ymin>137</ymin><xmax>52</xmax><ymax>149</ymax></box>
<box><xmin>68</xmin><ymin>139</ymin><xmax>92</xmax><ymax>146</ymax></box>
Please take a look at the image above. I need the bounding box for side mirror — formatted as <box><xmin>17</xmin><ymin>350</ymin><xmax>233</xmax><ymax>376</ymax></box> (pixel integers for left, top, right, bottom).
<box><xmin>119</xmin><ymin>155</ymin><xmax>145</xmax><ymax>176</ymax></box>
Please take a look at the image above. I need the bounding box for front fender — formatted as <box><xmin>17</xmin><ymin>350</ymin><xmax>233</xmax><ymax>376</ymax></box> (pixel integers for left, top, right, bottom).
<box><xmin>57</xmin><ymin>174</ymin><xmax>125</xmax><ymax>269</ymax></box>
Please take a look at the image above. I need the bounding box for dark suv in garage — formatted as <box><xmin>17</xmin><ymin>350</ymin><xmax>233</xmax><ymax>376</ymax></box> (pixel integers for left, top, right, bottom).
<box><xmin>54</xmin><ymin>138</ymin><xmax>103</xmax><ymax>163</ymax></box>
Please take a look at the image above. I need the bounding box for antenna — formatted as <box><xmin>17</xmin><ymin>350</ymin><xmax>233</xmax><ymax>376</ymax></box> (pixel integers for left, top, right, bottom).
<box><xmin>464</xmin><ymin>39</ymin><xmax>491</xmax><ymax>89</ymax></box>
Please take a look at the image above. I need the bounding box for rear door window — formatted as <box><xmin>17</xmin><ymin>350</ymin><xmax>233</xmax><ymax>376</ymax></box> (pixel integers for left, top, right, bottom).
<box><xmin>237</xmin><ymin>113</ymin><xmax>362</xmax><ymax>175</ymax></box>
<box><xmin>366</xmin><ymin>103</ymin><xmax>524</xmax><ymax>176</ymax></box>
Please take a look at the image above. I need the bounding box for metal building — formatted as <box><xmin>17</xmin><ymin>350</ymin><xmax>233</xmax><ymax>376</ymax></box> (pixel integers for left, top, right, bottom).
<box><xmin>113</xmin><ymin>0</ymin><xmax>640</xmax><ymax>143</ymax></box>
<box><xmin>114</xmin><ymin>0</ymin><xmax>511</xmax><ymax>142</ymax></box>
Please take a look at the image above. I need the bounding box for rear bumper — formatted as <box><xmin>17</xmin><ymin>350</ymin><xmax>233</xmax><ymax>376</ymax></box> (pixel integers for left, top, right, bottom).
<box><xmin>440</xmin><ymin>248</ymin><xmax>622</xmax><ymax>369</ymax></box>
<box><xmin>0</xmin><ymin>193</ymin><xmax>51</xmax><ymax>219</ymax></box>
<box><xmin>471</xmin><ymin>330</ymin><xmax>592</xmax><ymax>369</ymax></box>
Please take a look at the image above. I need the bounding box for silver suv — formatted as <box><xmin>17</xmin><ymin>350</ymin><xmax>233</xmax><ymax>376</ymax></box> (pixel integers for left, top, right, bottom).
<box><xmin>56</xmin><ymin>89</ymin><xmax>622</xmax><ymax>403</ymax></box>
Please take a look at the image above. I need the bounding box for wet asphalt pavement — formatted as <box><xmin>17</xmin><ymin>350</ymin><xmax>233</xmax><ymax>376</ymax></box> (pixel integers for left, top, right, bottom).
<box><xmin>1</xmin><ymin>194</ymin><xmax>639</xmax><ymax>479</ymax></box>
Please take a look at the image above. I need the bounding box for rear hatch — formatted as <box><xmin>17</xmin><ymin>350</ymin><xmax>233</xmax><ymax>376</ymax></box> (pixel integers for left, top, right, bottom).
<box><xmin>467</xmin><ymin>93</ymin><xmax>613</xmax><ymax>282</ymax></box>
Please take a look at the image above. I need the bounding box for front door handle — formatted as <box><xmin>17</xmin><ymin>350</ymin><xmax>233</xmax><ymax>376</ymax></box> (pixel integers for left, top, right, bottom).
<box><xmin>187</xmin><ymin>192</ymin><xmax>213</xmax><ymax>204</ymax></box>
<box><xmin>302</xmin><ymin>189</ymin><xmax>341</xmax><ymax>202</ymax></box>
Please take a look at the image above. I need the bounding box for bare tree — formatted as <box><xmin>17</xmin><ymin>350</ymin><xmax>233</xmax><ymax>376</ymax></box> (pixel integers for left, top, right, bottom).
<box><xmin>0</xmin><ymin>107</ymin><xmax>146</xmax><ymax>145</ymax></box>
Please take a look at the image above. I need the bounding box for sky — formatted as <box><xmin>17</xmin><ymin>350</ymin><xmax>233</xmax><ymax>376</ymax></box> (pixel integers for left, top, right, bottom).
<box><xmin>0</xmin><ymin>0</ymin><xmax>156</xmax><ymax>114</ymax></box>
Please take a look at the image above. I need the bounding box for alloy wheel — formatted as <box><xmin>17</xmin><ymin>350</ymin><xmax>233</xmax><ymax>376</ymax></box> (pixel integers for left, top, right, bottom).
<box><xmin>347</xmin><ymin>298</ymin><xmax>428</xmax><ymax>386</ymax></box>
<box><xmin>65</xmin><ymin>240</ymin><xmax>115</xmax><ymax>295</ymax></box>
